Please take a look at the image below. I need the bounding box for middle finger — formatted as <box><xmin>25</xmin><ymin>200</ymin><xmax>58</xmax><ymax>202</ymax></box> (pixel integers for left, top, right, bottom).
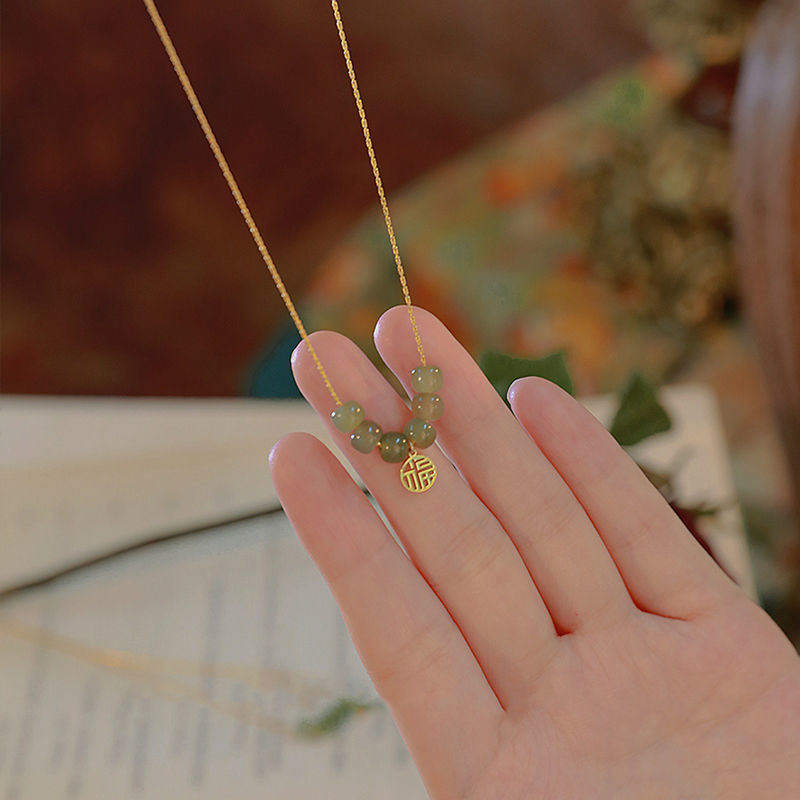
<box><xmin>291</xmin><ymin>330</ymin><xmax>557</xmax><ymax>706</ymax></box>
<box><xmin>374</xmin><ymin>305</ymin><xmax>635</xmax><ymax>635</ymax></box>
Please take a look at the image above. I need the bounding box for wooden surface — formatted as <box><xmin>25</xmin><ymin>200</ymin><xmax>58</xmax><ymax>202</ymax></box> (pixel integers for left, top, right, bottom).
<box><xmin>1</xmin><ymin>0</ymin><xmax>646</xmax><ymax>395</ymax></box>
<box><xmin>733</xmin><ymin>0</ymin><xmax>800</xmax><ymax>516</ymax></box>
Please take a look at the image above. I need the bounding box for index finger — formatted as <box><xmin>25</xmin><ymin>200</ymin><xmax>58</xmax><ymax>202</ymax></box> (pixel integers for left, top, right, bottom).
<box><xmin>269</xmin><ymin>432</ymin><xmax>503</xmax><ymax>795</ymax></box>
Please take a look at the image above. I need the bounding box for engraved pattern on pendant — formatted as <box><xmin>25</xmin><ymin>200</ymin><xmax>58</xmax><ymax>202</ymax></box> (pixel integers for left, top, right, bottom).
<box><xmin>400</xmin><ymin>453</ymin><xmax>437</xmax><ymax>493</ymax></box>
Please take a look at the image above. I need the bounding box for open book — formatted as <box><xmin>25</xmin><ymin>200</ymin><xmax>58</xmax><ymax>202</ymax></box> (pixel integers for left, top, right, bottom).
<box><xmin>0</xmin><ymin>388</ymin><xmax>755</xmax><ymax>798</ymax></box>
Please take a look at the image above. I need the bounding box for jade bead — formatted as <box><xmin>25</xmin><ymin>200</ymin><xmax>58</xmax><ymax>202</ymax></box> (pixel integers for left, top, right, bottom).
<box><xmin>410</xmin><ymin>365</ymin><xmax>443</xmax><ymax>393</ymax></box>
<box><xmin>403</xmin><ymin>418</ymin><xmax>436</xmax><ymax>449</ymax></box>
<box><xmin>378</xmin><ymin>432</ymin><xmax>410</xmax><ymax>463</ymax></box>
<box><xmin>331</xmin><ymin>401</ymin><xmax>365</xmax><ymax>433</ymax></box>
<box><xmin>350</xmin><ymin>420</ymin><xmax>382</xmax><ymax>453</ymax></box>
<box><xmin>411</xmin><ymin>393</ymin><xmax>444</xmax><ymax>421</ymax></box>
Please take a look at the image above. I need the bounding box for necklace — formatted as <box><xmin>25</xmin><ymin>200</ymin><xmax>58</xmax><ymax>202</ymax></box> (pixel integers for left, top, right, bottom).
<box><xmin>142</xmin><ymin>0</ymin><xmax>441</xmax><ymax>493</ymax></box>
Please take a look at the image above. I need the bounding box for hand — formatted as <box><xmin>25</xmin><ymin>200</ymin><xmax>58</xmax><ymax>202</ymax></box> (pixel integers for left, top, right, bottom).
<box><xmin>269</xmin><ymin>306</ymin><xmax>800</xmax><ymax>799</ymax></box>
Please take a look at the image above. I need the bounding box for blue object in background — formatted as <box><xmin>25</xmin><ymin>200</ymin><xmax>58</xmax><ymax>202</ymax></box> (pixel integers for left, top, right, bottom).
<box><xmin>245</xmin><ymin>321</ymin><xmax>303</xmax><ymax>398</ymax></box>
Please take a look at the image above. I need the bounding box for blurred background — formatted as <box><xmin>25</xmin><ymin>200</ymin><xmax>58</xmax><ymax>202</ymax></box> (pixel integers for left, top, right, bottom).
<box><xmin>2</xmin><ymin>1</ymin><xmax>799</xmax><ymax>629</ymax></box>
<box><xmin>4</xmin><ymin>0</ymin><xmax>647</xmax><ymax>397</ymax></box>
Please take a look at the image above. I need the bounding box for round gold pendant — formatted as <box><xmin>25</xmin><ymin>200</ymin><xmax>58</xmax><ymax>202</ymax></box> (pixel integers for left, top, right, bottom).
<box><xmin>400</xmin><ymin>452</ymin><xmax>437</xmax><ymax>493</ymax></box>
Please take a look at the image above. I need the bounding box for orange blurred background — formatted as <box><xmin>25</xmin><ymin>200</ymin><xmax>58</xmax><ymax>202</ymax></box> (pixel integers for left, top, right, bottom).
<box><xmin>2</xmin><ymin>0</ymin><xmax>645</xmax><ymax>396</ymax></box>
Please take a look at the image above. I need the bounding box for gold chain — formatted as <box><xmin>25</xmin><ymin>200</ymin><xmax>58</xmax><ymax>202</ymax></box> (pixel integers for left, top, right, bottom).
<box><xmin>142</xmin><ymin>0</ymin><xmax>341</xmax><ymax>405</ymax></box>
<box><xmin>142</xmin><ymin>0</ymin><xmax>426</xmax><ymax>409</ymax></box>
<box><xmin>330</xmin><ymin>1</ymin><xmax>426</xmax><ymax>366</ymax></box>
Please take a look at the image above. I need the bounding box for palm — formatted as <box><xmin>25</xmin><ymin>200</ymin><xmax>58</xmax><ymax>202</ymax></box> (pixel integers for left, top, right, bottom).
<box><xmin>472</xmin><ymin>605</ymin><xmax>799</xmax><ymax>799</ymax></box>
<box><xmin>270</xmin><ymin>307</ymin><xmax>800</xmax><ymax>799</ymax></box>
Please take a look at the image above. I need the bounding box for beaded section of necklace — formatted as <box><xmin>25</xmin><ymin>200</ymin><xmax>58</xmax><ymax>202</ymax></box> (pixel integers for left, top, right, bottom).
<box><xmin>329</xmin><ymin>366</ymin><xmax>443</xmax><ymax>492</ymax></box>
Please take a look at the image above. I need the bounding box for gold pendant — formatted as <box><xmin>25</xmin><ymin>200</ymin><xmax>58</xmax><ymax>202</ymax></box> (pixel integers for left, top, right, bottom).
<box><xmin>400</xmin><ymin>452</ymin><xmax>437</xmax><ymax>493</ymax></box>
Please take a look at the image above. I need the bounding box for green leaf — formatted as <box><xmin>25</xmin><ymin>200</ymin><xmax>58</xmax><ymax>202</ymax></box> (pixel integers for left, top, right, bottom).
<box><xmin>609</xmin><ymin>372</ymin><xmax>672</xmax><ymax>447</ymax></box>
<box><xmin>478</xmin><ymin>350</ymin><xmax>574</xmax><ymax>403</ymax></box>
<box><xmin>296</xmin><ymin>698</ymin><xmax>379</xmax><ymax>739</ymax></box>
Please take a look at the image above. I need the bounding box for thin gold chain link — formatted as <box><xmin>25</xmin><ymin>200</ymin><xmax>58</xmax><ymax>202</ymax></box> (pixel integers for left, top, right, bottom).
<box><xmin>142</xmin><ymin>0</ymin><xmax>344</xmax><ymax>404</ymax></box>
<box><xmin>142</xmin><ymin>0</ymin><xmax>427</xmax><ymax>409</ymax></box>
<box><xmin>330</xmin><ymin>1</ymin><xmax>426</xmax><ymax>366</ymax></box>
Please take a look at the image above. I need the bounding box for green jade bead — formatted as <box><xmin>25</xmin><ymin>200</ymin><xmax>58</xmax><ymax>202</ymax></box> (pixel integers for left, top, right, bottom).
<box><xmin>411</xmin><ymin>392</ymin><xmax>444</xmax><ymax>421</ymax></box>
<box><xmin>350</xmin><ymin>420</ymin><xmax>382</xmax><ymax>453</ymax></box>
<box><xmin>331</xmin><ymin>401</ymin><xmax>365</xmax><ymax>433</ymax></box>
<box><xmin>378</xmin><ymin>432</ymin><xmax>410</xmax><ymax>463</ymax></box>
<box><xmin>410</xmin><ymin>365</ymin><xmax>443</xmax><ymax>393</ymax></box>
<box><xmin>403</xmin><ymin>418</ymin><xmax>436</xmax><ymax>449</ymax></box>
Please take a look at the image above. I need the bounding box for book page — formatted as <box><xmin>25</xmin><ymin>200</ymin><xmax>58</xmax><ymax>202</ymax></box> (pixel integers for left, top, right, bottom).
<box><xmin>0</xmin><ymin>512</ymin><xmax>426</xmax><ymax>799</ymax></box>
<box><xmin>0</xmin><ymin>397</ymin><xmax>359</xmax><ymax>591</ymax></box>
